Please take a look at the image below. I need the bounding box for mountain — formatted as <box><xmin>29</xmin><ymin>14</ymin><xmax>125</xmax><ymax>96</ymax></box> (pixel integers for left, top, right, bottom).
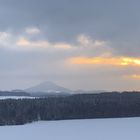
<box><xmin>25</xmin><ymin>81</ymin><xmax>71</xmax><ymax>94</ymax></box>
<box><xmin>25</xmin><ymin>81</ymin><xmax>106</xmax><ymax>96</ymax></box>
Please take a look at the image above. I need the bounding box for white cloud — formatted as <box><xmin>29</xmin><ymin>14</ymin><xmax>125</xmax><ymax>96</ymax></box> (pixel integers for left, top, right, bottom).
<box><xmin>0</xmin><ymin>30</ymin><xmax>112</xmax><ymax>58</ymax></box>
<box><xmin>0</xmin><ymin>32</ymin><xmax>12</xmax><ymax>46</ymax></box>
<box><xmin>25</xmin><ymin>27</ymin><xmax>40</xmax><ymax>35</ymax></box>
<box><xmin>77</xmin><ymin>34</ymin><xmax>107</xmax><ymax>47</ymax></box>
<box><xmin>76</xmin><ymin>34</ymin><xmax>113</xmax><ymax>57</ymax></box>
<box><xmin>16</xmin><ymin>37</ymin><xmax>50</xmax><ymax>48</ymax></box>
<box><xmin>53</xmin><ymin>43</ymin><xmax>74</xmax><ymax>50</ymax></box>
<box><xmin>77</xmin><ymin>34</ymin><xmax>92</xmax><ymax>46</ymax></box>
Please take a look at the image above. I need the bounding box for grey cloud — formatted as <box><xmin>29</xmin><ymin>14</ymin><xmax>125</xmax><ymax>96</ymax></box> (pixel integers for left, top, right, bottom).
<box><xmin>0</xmin><ymin>0</ymin><xmax>139</xmax><ymax>42</ymax></box>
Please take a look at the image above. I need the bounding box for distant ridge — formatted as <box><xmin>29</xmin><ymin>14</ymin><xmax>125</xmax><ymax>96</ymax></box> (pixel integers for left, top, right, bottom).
<box><xmin>74</xmin><ymin>89</ymin><xmax>106</xmax><ymax>94</ymax></box>
<box><xmin>25</xmin><ymin>81</ymin><xmax>71</xmax><ymax>94</ymax></box>
<box><xmin>24</xmin><ymin>81</ymin><xmax>107</xmax><ymax>96</ymax></box>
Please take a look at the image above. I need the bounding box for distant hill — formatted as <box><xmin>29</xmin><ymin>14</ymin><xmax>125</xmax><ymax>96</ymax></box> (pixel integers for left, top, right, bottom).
<box><xmin>25</xmin><ymin>81</ymin><xmax>71</xmax><ymax>96</ymax></box>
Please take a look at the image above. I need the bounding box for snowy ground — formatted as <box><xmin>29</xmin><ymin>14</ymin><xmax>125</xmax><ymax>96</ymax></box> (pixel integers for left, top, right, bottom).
<box><xmin>0</xmin><ymin>96</ymin><xmax>38</xmax><ymax>99</ymax></box>
<box><xmin>0</xmin><ymin>117</ymin><xmax>140</xmax><ymax>140</ymax></box>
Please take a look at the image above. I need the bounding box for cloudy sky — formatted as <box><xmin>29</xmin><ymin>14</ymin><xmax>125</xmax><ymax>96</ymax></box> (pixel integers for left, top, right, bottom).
<box><xmin>0</xmin><ymin>0</ymin><xmax>140</xmax><ymax>91</ymax></box>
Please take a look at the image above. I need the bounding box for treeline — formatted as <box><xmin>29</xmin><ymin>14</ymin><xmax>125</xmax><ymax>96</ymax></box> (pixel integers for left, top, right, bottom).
<box><xmin>0</xmin><ymin>92</ymin><xmax>140</xmax><ymax>125</ymax></box>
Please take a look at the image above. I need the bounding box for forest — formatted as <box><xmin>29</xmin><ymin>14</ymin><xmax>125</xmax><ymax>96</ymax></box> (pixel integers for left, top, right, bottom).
<box><xmin>0</xmin><ymin>92</ymin><xmax>140</xmax><ymax>125</ymax></box>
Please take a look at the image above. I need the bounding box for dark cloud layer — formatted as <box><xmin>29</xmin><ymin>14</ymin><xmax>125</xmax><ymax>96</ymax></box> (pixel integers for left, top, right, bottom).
<box><xmin>0</xmin><ymin>0</ymin><xmax>140</xmax><ymax>41</ymax></box>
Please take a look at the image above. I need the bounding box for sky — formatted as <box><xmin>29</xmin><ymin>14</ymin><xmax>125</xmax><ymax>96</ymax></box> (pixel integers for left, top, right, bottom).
<box><xmin>0</xmin><ymin>0</ymin><xmax>140</xmax><ymax>91</ymax></box>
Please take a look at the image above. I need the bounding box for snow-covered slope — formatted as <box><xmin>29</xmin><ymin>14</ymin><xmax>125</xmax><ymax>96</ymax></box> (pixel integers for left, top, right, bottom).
<box><xmin>0</xmin><ymin>96</ymin><xmax>38</xmax><ymax>100</ymax></box>
<box><xmin>1</xmin><ymin>117</ymin><xmax>140</xmax><ymax>140</ymax></box>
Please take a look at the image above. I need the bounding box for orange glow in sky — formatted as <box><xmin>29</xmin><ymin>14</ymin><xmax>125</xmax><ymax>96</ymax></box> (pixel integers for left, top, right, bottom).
<box><xmin>69</xmin><ymin>56</ymin><xmax>140</xmax><ymax>66</ymax></box>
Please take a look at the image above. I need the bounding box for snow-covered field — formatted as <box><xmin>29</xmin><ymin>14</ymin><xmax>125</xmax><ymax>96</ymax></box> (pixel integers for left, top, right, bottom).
<box><xmin>0</xmin><ymin>117</ymin><xmax>140</xmax><ymax>140</ymax></box>
<box><xmin>0</xmin><ymin>96</ymin><xmax>38</xmax><ymax>100</ymax></box>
